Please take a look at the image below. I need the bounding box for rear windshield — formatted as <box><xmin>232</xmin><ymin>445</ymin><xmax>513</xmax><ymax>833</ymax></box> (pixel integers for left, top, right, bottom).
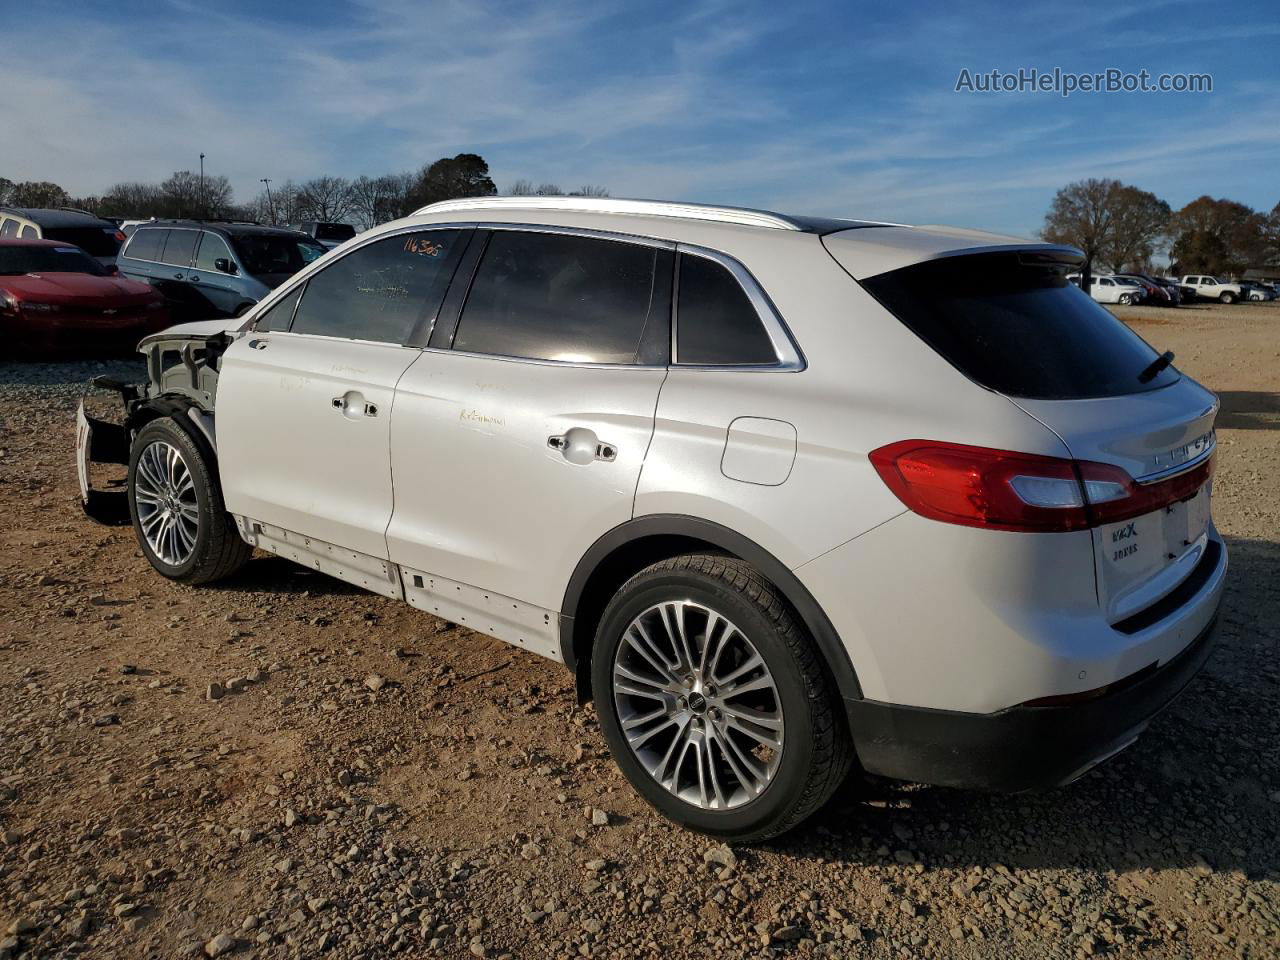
<box><xmin>0</xmin><ymin>245</ymin><xmax>107</xmax><ymax>276</ymax></box>
<box><xmin>316</xmin><ymin>223</ymin><xmax>356</xmax><ymax>242</ymax></box>
<box><xmin>861</xmin><ymin>252</ymin><xmax>1180</xmax><ymax>399</ymax></box>
<box><xmin>41</xmin><ymin>226</ymin><xmax>121</xmax><ymax>257</ymax></box>
<box><xmin>231</xmin><ymin>235</ymin><xmax>326</xmax><ymax>276</ymax></box>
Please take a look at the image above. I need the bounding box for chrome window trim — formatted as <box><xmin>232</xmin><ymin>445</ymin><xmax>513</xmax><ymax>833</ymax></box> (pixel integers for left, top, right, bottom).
<box><xmin>475</xmin><ymin>221</ymin><xmax>676</xmax><ymax>250</ymax></box>
<box><xmin>419</xmin><ymin>345</ymin><xmax>667</xmax><ymax>371</ymax></box>
<box><xmin>672</xmin><ymin>244</ymin><xmax>806</xmax><ymax>372</ymax></box>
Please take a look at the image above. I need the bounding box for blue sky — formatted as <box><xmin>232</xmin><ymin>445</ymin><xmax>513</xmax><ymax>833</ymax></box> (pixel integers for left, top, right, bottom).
<box><xmin>2</xmin><ymin>0</ymin><xmax>1276</xmax><ymax>236</ymax></box>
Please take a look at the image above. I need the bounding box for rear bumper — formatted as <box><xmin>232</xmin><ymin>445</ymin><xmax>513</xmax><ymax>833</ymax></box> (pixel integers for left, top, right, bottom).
<box><xmin>846</xmin><ymin>613</ymin><xmax>1218</xmax><ymax>791</ymax></box>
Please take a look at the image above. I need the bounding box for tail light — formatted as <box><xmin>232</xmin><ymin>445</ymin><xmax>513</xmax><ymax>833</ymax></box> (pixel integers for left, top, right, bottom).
<box><xmin>114</xmin><ymin>230</ymin><xmax>127</xmax><ymax>244</ymax></box>
<box><xmin>870</xmin><ymin>440</ymin><xmax>1213</xmax><ymax>533</ymax></box>
<box><xmin>0</xmin><ymin>290</ymin><xmax>18</xmax><ymax>317</ymax></box>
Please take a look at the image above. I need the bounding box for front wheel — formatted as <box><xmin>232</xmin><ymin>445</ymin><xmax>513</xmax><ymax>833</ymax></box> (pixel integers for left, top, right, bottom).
<box><xmin>1219</xmin><ymin>292</ymin><xmax>1236</xmax><ymax>304</ymax></box>
<box><xmin>1119</xmin><ymin>293</ymin><xmax>1135</xmax><ymax>305</ymax></box>
<box><xmin>590</xmin><ymin>555</ymin><xmax>851</xmax><ymax>841</ymax></box>
<box><xmin>128</xmin><ymin>417</ymin><xmax>252</xmax><ymax>584</ymax></box>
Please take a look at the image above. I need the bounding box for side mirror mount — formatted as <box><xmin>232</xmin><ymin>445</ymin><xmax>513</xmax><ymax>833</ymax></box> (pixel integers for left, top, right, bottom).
<box><xmin>214</xmin><ymin>258</ymin><xmax>237</xmax><ymax>275</ymax></box>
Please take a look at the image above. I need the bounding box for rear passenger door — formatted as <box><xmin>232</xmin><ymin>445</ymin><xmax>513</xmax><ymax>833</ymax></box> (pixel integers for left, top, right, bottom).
<box><xmin>385</xmin><ymin>228</ymin><xmax>671</xmax><ymax>654</ymax></box>
<box><xmin>216</xmin><ymin>228</ymin><xmax>469</xmax><ymax>577</ymax></box>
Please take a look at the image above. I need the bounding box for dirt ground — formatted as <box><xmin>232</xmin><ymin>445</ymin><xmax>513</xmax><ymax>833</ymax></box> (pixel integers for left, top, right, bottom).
<box><xmin>1</xmin><ymin>300</ymin><xmax>1277</xmax><ymax>960</ymax></box>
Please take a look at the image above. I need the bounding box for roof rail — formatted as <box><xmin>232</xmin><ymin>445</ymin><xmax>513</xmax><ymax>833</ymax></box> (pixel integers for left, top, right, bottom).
<box><xmin>413</xmin><ymin>196</ymin><xmax>803</xmax><ymax>231</ymax></box>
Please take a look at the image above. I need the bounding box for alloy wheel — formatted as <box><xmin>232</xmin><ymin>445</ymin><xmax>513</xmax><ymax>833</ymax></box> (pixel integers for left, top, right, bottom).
<box><xmin>611</xmin><ymin>600</ymin><xmax>784</xmax><ymax>810</ymax></box>
<box><xmin>133</xmin><ymin>440</ymin><xmax>199</xmax><ymax>566</ymax></box>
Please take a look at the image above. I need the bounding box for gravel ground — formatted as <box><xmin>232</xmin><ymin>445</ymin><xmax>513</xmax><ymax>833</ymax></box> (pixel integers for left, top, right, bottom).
<box><xmin>0</xmin><ymin>301</ymin><xmax>1277</xmax><ymax>960</ymax></box>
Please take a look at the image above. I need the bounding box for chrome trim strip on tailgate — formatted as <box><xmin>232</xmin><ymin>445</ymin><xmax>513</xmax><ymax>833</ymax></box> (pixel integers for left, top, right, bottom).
<box><xmin>1134</xmin><ymin>432</ymin><xmax>1215</xmax><ymax>485</ymax></box>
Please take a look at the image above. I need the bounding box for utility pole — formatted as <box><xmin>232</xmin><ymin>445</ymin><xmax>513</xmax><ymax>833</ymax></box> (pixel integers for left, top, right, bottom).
<box><xmin>260</xmin><ymin>178</ymin><xmax>275</xmax><ymax>225</ymax></box>
<box><xmin>199</xmin><ymin>153</ymin><xmax>206</xmax><ymax>219</ymax></box>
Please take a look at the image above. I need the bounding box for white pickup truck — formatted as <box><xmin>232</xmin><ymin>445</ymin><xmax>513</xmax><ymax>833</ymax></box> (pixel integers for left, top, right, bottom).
<box><xmin>1180</xmin><ymin>275</ymin><xmax>1245</xmax><ymax>304</ymax></box>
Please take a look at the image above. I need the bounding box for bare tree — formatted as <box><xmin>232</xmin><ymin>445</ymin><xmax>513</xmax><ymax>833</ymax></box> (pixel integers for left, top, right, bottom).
<box><xmin>296</xmin><ymin>176</ymin><xmax>353</xmax><ymax>223</ymax></box>
<box><xmin>569</xmin><ymin>185</ymin><xmax>610</xmax><ymax>198</ymax></box>
<box><xmin>1101</xmin><ymin>186</ymin><xmax>1170</xmax><ymax>273</ymax></box>
<box><xmin>508</xmin><ymin>178</ymin><xmax>537</xmax><ymax>196</ymax></box>
<box><xmin>348</xmin><ymin>174</ymin><xmax>413</xmax><ymax>229</ymax></box>
<box><xmin>6</xmin><ymin>180</ymin><xmax>71</xmax><ymax>208</ymax></box>
<box><xmin>158</xmin><ymin>170</ymin><xmax>233</xmax><ymax>218</ymax></box>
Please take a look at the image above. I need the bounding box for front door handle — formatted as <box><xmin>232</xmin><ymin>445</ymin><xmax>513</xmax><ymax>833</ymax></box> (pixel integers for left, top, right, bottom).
<box><xmin>173</xmin><ymin>273</ymin><xmax>184</xmax><ymax>280</ymax></box>
<box><xmin>248</xmin><ymin>338</ymin><xmax>268</xmax><ymax>350</ymax></box>
<box><xmin>548</xmin><ymin>427</ymin><xmax>616</xmax><ymax>465</ymax></box>
<box><xmin>332</xmin><ymin>392</ymin><xmax>377</xmax><ymax>419</ymax></box>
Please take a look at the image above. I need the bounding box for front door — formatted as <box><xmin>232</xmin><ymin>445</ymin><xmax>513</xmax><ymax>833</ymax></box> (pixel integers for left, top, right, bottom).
<box><xmin>216</xmin><ymin>226</ymin><xmax>470</xmax><ymax>563</ymax></box>
<box><xmin>187</xmin><ymin>231</ymin><xmax>243</xmax><ymax>318</ymax></box>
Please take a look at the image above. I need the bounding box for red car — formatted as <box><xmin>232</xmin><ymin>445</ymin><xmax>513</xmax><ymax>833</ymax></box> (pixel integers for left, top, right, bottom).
<box><xmin>2</xmin><ymin>237</ymin><xmax>169</xmax><ymax>357</ymax></box>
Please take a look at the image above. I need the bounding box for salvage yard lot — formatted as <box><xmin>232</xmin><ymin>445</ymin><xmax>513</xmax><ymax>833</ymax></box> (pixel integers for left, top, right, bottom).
<box><xmin>1</xmin><ymin>300</ymin><xmax>1277</xmax><ymax>959</ymax></box>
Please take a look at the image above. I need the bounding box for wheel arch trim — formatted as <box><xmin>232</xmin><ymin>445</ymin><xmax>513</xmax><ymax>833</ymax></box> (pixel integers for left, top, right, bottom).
<box><xmin>558</xmin><ymin>514</ymin><xmax>863</xmax><ymax>702</ymax></box>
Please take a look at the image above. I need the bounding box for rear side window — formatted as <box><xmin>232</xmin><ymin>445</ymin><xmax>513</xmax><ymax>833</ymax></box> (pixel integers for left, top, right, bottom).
<box><xmin>676</xmin><ymin>254</ymin><xmax>778</xmax><ymax>365</ymax></box>
<box><xmin>160</xmin><ymin>229</ymin><xmax>199</xmax><ymax>267</ymax></box>
<box><xmin>289</xmin><ymin>230</ymin><xmax>463</xmax><ymax>343</ymax></box>
<box><xmin>861</xmin><ymin>252</ymin><xmax>1180</xmax><ymax>400</ymax></box>
<box><xmin>126</xmin><ymin>229</ymin><xmax>166</xmax><ymax>262</ymax></box>
<box><xmin>454</xmin><ymin>231</ymin><xmax>664</xmax><ymax>364</ymax></box>
<box><xmin>20</xmin><ymin>225</ymin><xmax>36</xmax><ymax>239</ymax></box>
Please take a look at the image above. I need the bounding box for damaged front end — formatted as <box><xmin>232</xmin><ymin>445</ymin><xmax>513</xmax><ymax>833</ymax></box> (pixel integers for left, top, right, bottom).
<box><xmin>76</xmin><ymin>322</ymin><xmax>237</xmax><ymax>524</ymax></box>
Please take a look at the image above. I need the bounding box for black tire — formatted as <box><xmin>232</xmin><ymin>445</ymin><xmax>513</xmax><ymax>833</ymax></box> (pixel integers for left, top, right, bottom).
<box><xmin>1119</xmin><ymin>293</ymin><xmax>1135</xmax><ymax>305</ymax></box>
<box><xmin>127</xmin><ymin>417</ymin><xmax>252</xmax><ymax>584</ymax></box>
<box><xmin>590</xmin><ymin>554</ymin><xmax>852</xmax><ymax>842</ymax></box>
<box><xmin>1219</xmin><ymin>292</ymin><xmax>1236</xmax><ymax>304</ymax></box>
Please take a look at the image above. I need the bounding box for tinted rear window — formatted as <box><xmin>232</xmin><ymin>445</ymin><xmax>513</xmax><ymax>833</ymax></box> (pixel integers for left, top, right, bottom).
<box><xmin>42</xmin><ymin>227</ymin><xmax>121</xmax><ymax>257</ymax></box>
<box><xmin>861</xmin><ymin>253</ymin><xmax>1180</xmax><ymax>399</ymax></box>
<box><xmin>160</xmin><ymin>229</ymin><xmax>200</xmax><ymax>267</ymax></box>
<box><xmin>316</xmin><ymin>223</ymin><xmax>356</xmax><ymax>242</ymax></box>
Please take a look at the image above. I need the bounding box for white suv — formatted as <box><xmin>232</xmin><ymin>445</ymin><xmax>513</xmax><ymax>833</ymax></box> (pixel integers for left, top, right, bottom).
<box><xmin>77</xmin><ymin>197</ymin><xmax>1226</xmax><ymax>840</ymax></box>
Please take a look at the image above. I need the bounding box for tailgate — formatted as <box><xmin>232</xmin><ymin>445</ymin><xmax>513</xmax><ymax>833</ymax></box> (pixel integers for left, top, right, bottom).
<box><xmin>1011</xmin><ymin>377</ymin><xmax>1219</xmax><ymax>625</ymax></box>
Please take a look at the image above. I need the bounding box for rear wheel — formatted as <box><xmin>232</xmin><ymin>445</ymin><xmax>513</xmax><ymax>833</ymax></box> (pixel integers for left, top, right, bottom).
<box><xmin>590</xmin><ymin>555</ymin><xmax>851</xmax><ymax>841</ymax></box>
<box><xmin>128</xmin><ymin>417</ymin><xmax>252</xmax><ymax>584</ymax></box>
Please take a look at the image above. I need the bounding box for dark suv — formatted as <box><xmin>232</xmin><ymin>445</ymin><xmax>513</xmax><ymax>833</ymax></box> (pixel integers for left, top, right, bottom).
<box><xmin>117</xmin><ymin>220</ymin><xmax>326</xmax><ymax>320</ymax></box>
<box><xmin>0</xmin><ymin>207</ymin><xmax>126</xmax><ymax>265</ymax></box>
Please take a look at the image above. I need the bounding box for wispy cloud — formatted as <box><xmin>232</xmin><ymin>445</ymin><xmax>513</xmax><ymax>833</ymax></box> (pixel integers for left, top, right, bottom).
<box><xmin>1</xmin><ymin>0</ymin><xmax>1275</xmax><ymax>235</ymax></box>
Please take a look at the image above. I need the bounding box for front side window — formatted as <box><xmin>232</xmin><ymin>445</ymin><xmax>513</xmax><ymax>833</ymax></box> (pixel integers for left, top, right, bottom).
<box><xmin>194</xmin><ymin>232</ymin><xmax>234</xmax><ymax>272</ymax></box>
<box><xmin>254</xmin><ymin>284</ymin><xmax>303</xmax><ymax>332</ymax></box>
<box><xmin>288</xmin><ymin>230</ymin><xmax>463</xmax><ymax>343</ymax></box>
<box><xmin>454</xmin><ymin>231</ymin><xmax>664</xmax><ymax>364</ymax></box>
<box><xmin>160</xmin><ymin>229</ymin><xmax>199</xmax><ymax>267</ymax></box>
<box><xmin>675</xmin><ymin>253</ymin><xmax>778</xmax><ymax>365</ymax></box>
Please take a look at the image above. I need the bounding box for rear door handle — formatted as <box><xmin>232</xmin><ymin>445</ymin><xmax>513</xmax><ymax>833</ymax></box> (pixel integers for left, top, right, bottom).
<box><xmin>173</xmin><ymin>273</ymin><xmax>184</xmax><ymax>280</ymax></box>
<box><xmin>548</xmin><ymin>428</ymin><xmax>616</xmax><ymax>464</ymax></box>
<box><xmin>332</xmin><ymin>393</ymin><xmax>377</xmax><ymax>418</ymax></box>
<box><xmin>248</xmin><ymin>338</ymin><xmax>269</xmax><ymax>350</ymax></box>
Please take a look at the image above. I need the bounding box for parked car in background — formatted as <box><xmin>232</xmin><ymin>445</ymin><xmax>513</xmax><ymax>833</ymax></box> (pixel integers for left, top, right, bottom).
<box><xmin>1</xmin><ymin>237</ymin><xmax>168</xmax><ymax>356</ymax></box>
<box><xmin>288</xmin><ymin>221</ymin><xmax>357</xmax><ymax>249</ymax></box>
<box><xmin>1240</xmin><ymin>282</ymin><xmax>1276</xmax><ymax>302</ymax></box>
<box><xmin>117</xmin><ymin>220</ymin><xmax>327</xmax><ymax>320</ymax></box>
<box><xmin>79</xmin><ymin>196</ymin><xmax>1224</xmax><ymax>840</ymax></box>
<box><xmin>1115</xmin><ymin>274</ymin><xmax>1173</xmax><ymax>306</ymax></box>
<box><xmin>0</xmin><ymin>208</ymin><xmax>127</xmax><ymax>265</ymax></box>
<box><xmin>1180</xmin><ymin>275</ymin><xmax>1245</xmax><ymax>304</ymax></box>
<box><xmin>1070</xmin><ymin>273</ymin><xmax>1146</xmax><ymax>304</ymax></box>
